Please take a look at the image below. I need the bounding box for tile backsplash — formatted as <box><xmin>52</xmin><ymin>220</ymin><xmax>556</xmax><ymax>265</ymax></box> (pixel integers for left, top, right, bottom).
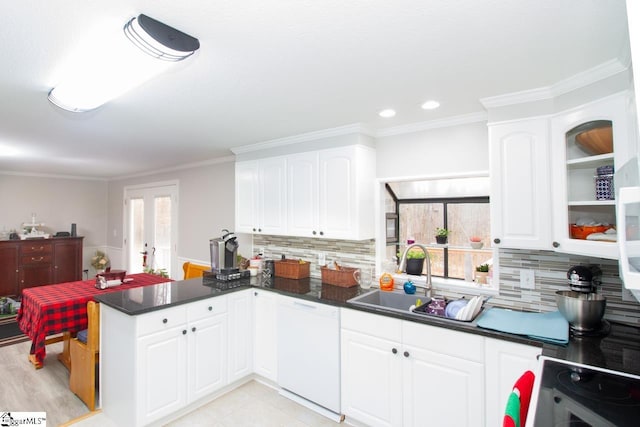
<box><xmin>252</xmin><ymin>236</ymin><xmax>640</xmax><ymax>326</ymax></box>
<box><xmin>494</xmin><ymin>248</ymin><xmax>640</xmax><ymax>326</ymax></box>
<box><xmin>253</xmin><ymin>235</ymin><xmax>375</xmax><ymax>278</ymax></box>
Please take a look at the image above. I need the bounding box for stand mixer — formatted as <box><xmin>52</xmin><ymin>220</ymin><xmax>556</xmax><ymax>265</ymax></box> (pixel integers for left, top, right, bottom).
<box><xmin>556</xmin><ymin>265</ymin><xmax>608</xmax><ymax>336</ymax></box>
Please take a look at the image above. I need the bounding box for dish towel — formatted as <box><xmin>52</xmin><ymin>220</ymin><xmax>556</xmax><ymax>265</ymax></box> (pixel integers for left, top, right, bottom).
<box><xmin>476</xmin><ymin>308</ymin><xmax>569</xmax><ymax>344</ymax></box>
<box><xmin>503</xmin><ymin>370</ymin><xmax>535</xmax><ymax>427</ymax></box>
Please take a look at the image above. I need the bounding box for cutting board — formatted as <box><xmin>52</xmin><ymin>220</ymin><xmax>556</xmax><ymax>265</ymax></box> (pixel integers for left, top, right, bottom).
<box><xmin>476</xmin><ymin>307</ymin><xmax>569</xmax><ymax>344</ymax></box>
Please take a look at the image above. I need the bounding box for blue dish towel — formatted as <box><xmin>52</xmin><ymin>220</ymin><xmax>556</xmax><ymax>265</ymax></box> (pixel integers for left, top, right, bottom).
<box><xmin>476</xmin><ymin>308</ymin><xmax>569</xmax><ymax>344</ymax></box>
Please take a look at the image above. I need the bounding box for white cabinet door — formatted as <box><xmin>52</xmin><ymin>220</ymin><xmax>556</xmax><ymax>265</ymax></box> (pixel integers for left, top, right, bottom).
<box><xmin>187</xmin><ymin>312</ymin><xmax>228</xmax><ymax>403</ymax></box>
<box><xmin>318</xmin><ymin>145</ymin><xmax>376</xmax><ymax>240</ymax></box>
<box><xmin>341</xmin><ymin>329</ymin><xmax>403</xmax><ymax>427</ymax></box>
<box><xmin>235</xmin><ymin>158</ymin><xmax>287</xmax><ymax>235</ymax></box>
<box><xmin>252</xmin><ymin>289</ymin><xmax>278</xmax><ymax>381</ymax></box>
<box><xmin>287</xmin><ymin>151</ymin><xmax>319</xmax><ymax>237</ymax></box>
<box><xmin>489</xmin><ymin>118</ymin><xmax>552</xmax><ymax>250</ymax></box>
<box><xmin>137</xmin><ymin>327</ymin><xmax>188</xmax><ymax>426</ymax></box>
<box><xmin>258</xmin><ymin>157</ymin><xmax>287</xmax><ymax>235</ymax></box>
<box><xmin>402</xmin><ymin>344</ymin><xmax>484</xmax><ymax>427</ymax></box>
<box><xmin>235</xmin><ymin>161</ymin><xmax>259</xmax><ymax>233</ymax></box>
<box><xmin>485</xmin><ymin>338</ymin><xmax>541</xmax><ymax>427</ymax></box>
<box><xmin>228</xmin><ymin>289</ymin><xmax>253</xmax><ymax>383</ymax></box>
<box><xmin>550</xmin><ymin>93</ymin><xmax>629</xmax><ymax>259</ymax></box>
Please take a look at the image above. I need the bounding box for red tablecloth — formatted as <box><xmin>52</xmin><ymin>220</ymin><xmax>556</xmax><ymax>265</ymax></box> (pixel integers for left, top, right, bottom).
<box><xmin>17</xmin><ymin>273</ymin><xmax>170</xmax><ymax>365</ymax></box>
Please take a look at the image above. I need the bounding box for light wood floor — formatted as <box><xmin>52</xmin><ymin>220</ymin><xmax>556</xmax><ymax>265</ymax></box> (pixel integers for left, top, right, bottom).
<box><xmin>1</xmin><ymin>340</ymin><xmax>342</xmax><ymax>427</ymax></box>
<box><xmin>0</xmin><ymin>340</ymin><xmax>88</xmax><ymax>426</ymax></box>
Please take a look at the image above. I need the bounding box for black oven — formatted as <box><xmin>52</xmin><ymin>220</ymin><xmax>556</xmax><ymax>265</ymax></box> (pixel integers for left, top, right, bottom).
<box><xmin>529</xmin><ymin>356</ymin><xmax>640</xmax><ymax>426</ymax></box>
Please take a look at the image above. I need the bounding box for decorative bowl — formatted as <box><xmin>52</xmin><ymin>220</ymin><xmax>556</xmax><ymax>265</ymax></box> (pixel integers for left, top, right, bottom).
<box><xmin>575</xmin><ymin>126</ymin><xmax>613</xmax><ymax>155</ymax></box>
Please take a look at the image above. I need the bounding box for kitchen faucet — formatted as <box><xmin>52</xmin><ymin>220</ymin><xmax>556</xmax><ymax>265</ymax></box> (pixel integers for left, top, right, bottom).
<box><xmin>397</xmin><ymin>243</ymin><xmax>432</xmax><ymax>298</ymax></box>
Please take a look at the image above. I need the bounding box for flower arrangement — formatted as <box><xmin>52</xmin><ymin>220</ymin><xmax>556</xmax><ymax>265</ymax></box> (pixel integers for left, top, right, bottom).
<box><xmin>91</xmin><ymin>250</ymin><xmax>110</xmax><ymax>271</ymax></box>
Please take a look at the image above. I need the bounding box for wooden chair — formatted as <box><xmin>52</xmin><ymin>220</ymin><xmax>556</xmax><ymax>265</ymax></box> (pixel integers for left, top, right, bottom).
<box><xmin>183</xmin><ymin>261</ymin><xmax>210</xmax><ymax>279</ymax></box>
<box><xmin>69</xmin><ymin>301</ymin><xmax>100</xmax><ymax>411</ymax></box>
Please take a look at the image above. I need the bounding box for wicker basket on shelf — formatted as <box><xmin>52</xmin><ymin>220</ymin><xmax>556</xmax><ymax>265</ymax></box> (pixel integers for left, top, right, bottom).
<box><xmin>320</xmin><ymin>266</ymin><xmax>358</xmax><ymax>288</ymax></box>
<box><xmin>274</xmin><ymin>259</ymin><xmax>310</xmax><ymax>279</ymax></box>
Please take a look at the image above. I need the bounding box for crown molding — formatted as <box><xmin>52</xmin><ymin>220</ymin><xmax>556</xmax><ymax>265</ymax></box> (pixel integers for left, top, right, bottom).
<box><xmin>375</xmin><ymin>112</ymin><xmax>488</xmax><ymax>138</ymax></box>
<box><xmin>480</xmin><ymin>58</ymin><xmax>629</xmax><ymax>109</ymax></box>
<box><xmin>109</xmin><ymin>155</ymin><xmax>236</xmax><ymax>181</ymax></box>
<box><xmin>0</xmin><ymin>170</ymin><xmax>107</xmax><ymax>181</ymax></box>
<box><xmin>230</xmin><ymin>123</ymin><xmax>375</xmax><ymax>155</ymax></box>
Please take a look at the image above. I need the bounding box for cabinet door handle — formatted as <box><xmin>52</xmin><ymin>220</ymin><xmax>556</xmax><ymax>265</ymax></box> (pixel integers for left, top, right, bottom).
<box><xmin>192</xmin><ymin>327</ymin><xmax>196</xmax><ymax>332</ymax></box>
<box><xmin>404</xmin><ymin>351</ymin><xmax>410</xmax><ymax>358</ymax></box>
<box><xmin>392</xmin><ymin>348</ymin><xmax>398</xmax><ymax>354</ymax></box>
<box><xmin>258</xmin><ymin>228</ymin><xmax>262</xmax><ymax>232</ymax></box>
<box><xmin>319</xmin><ymin>231</ymin><xmax>324</xmax><ymax>236</ymax></box>
<box><xmin>312</xmin><ymin>231</ymin><xmax>317</xmax><ymax>235</ymax></box>
<box><xmin>253</xmin><ymin>228</ymin><xmax>256</xmax><ymax>232</ymax></box>
<box><xmin>553</xmin><ymin>241</ymin><xmax>560</xmax><ymax>248</ymax></box>
<box><xmin>32</xmin><ymin>257</ymin><xmax>44</xmax><ymax>262</ymax></box>
<box><xmin>493</xmin><ymin>238</ymin><xmax>500</xmax><ymax>244</ymax></box>
<box><xmin>208</xmin><ymin>306</ymin><xmax>213</xmax><ymax>311</ymax></box>
<box><xmin>162</xmin><ymin>318</ymin><xmax>168</xmax><ymax>324</ymax></box>
<box><xmin>182</xmin><ymin>330</ymin><xmax>187</xmax><ymax>335</ymax></box>
<box><xmin>254</xmin><ymin>291</ymin><xmax>258</xmax><ymax>296</ymax></box>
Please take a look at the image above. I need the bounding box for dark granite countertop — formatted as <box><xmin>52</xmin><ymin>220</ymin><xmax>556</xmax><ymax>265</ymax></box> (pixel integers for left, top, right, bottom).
<box><xmin>95</xmin><ymin>275</ymin><xmax>640</xmax><ymax>376</ymax></box>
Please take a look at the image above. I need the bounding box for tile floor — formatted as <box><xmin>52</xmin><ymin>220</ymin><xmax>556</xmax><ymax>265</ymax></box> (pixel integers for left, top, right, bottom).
<box><xmin>67</xmin><ymin>380</ymin><xmax>343</xmax><ymax>427</ymax></box>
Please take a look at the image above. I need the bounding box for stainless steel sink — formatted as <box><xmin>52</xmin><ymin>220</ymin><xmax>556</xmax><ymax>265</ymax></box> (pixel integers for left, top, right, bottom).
<box><xmin>348</xmin><ymin>289</ymin><xmax>428</xmax><ymax>314</ymax></box>
<box><xmin>347</xmin><ymin>289</ymin><xmax>483</xmax><ymax>323</ymax></box>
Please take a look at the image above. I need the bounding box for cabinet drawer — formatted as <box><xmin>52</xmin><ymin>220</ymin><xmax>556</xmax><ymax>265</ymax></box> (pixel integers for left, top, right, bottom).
<box><xmin>403</xmin><ymin>321</ymin><xmax>484</xmax><ymax>363</ymax></box>
<box><xmin>21</xmin><ymin>243</ymin><xmax>52</xmax><ymax>255</ymax></box>
<box><xmin>341</xmin><ymin>307</ymin><xmax>402</xmax><ymax>342</ymax></box>
<box><xmin>21</xmin><ymin>255</ymin><xmax>52</xmax><ymax>265</ymax></box>
<box><xmin>137</xmin><ymin>305</ymin><xmax>187</xmax><ymax>337</ymax></box>
<box><xmin>187</xmin><ymin>295</ymin><xmax>227</xmax><ymax>322</ymax></box>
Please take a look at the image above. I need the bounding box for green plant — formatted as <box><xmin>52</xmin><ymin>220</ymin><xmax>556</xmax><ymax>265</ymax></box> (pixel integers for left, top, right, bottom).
<box><xmin>144</xmin><ymin>267</ymin><xmax>170</xmax><ymax>278</ymax></box>
<box><xmin>475</xmin><ymin>263</ymin><xmax>490</xmax><ymax>272</ymax></box>
<box><xmin>406</xmin><ymin>250</ymin><xmax>426</xmax><ymax>259</ymax></box>
<box><xmin>435</xmin><ymin>227</ymin><xmax>450</xmax><ymax>237</ymax></box>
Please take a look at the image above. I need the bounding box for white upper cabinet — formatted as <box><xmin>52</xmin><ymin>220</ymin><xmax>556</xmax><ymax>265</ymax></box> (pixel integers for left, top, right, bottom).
<box><xmin>489</xmin><ymin>118</ymin><xmax>552</xmax><ymax>250</ymax></box>
<box><xmin>287</xmin><ymin>145</ymin><xmax>376</xmax><ymax>240</ymax></box>
<box><xmin>237</xmin><ymin>145</ymin><xmax>376</xmax><ymax>240</ymax></box>
<box><xmin>550</xmin><ymin>93</ymin><xmax>630</xmax><ymax>259</ymax></box>
<box><xmin>235</xmin><ymin>157</ymin><xmax>287</xmax><ymax>235</ymax></box>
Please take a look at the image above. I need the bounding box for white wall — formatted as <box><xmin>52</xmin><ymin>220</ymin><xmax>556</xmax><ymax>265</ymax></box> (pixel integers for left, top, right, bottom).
<box><xmin>375</xmin><ymin>121</ymin><xmax>489</xmax><ymax>179</ymax></box>
<box><xmin>106</xmin><ymin>160</ymin><xmax>237</xmax><ymax>267</ymax></box>
<box><xmin>0</xmin><ymin>173</ymin><xmax>108</xmax><ymax>272</ymax></box>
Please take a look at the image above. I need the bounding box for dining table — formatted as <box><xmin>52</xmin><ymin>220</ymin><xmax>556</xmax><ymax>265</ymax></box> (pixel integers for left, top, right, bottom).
<box><xmin>17</xmin><ymin>272</ymin><xmax>171</xmax><ymax>369</ymax></box>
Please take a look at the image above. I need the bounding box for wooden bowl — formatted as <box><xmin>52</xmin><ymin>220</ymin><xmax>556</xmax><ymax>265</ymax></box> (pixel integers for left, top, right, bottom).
<box><xmin>575</xmin><ymin>126</ymin><xmax>613</xmax><ymax>155</ymax></box>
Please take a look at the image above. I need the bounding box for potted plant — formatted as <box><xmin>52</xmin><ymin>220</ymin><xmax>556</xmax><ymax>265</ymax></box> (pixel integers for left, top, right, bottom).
<box><xmin>405</xmin><ymin>250</ymin><xmax>426</xmax><ymax>275</ymax></box>
<box><xmin>435</xmin><ymin>227</ymin><xmax>450</xmax><ymax>244</ymax></box>
<box><xmin>475</xmin><ymin>263</ymin><xmax>490</xmax><ymax>285</ymax></box>
<box><xmin>469</xmin><ymin>236</ymin><xmax>483</xmax><ymax>249</ymax></box>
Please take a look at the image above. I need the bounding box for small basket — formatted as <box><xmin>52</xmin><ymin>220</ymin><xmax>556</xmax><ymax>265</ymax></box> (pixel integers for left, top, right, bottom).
<box><xmin>321</xmin><ymin>266</ymin><xmax>358</xmax><ymax>288</ymax></box>
<box><xmin>274</xmin><ymin>259</ymin><xmax>310</xmax><ymax>279</ymax></box>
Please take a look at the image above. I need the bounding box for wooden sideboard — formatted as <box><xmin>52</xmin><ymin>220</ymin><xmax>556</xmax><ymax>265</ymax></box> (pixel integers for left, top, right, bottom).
<box><xmin>0</xmin><ymin>237</ymin><xmax>84</xmax><ymax>297</ymax></box>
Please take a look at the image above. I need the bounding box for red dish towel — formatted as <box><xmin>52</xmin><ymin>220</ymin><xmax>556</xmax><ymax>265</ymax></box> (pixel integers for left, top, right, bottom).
<box><xmin>503</xmin><ymin>370</ymin><xmax>535</xmax><ymax>427</ymax></box>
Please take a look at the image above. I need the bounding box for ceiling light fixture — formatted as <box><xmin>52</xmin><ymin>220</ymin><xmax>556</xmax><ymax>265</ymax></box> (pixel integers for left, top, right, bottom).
<box><xmin>48</xmin><ymin>14</ymin><xmax>200</xmax><ymax>112</ymax></box>
<box><xmin>421</xmin><ymin>100</ymin><xmax>440</xmax><ymax>110</ymax></box>
<box><xmin>379</xmin><ymin>109</ymin><xmax>396</xmax><ymax>118</ymax></box>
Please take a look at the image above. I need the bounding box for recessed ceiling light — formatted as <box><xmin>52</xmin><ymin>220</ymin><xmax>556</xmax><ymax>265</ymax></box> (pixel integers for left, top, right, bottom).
<box><xmin>379</xmin><ymin>109</ymin><xmax>396</xmax><ymax>118</ymax></box>
<box><xmin>421</xmin><ymin>100</ymin><xmax>440</xmax><ymax>110</ymax></box>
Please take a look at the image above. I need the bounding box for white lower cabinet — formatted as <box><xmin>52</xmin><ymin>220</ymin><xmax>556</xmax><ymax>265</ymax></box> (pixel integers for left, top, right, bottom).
<box><xmin>253</xmin><ymin>289</ymin><xmax>279</xmax><ymax>381</ymax></box>
<box><xmin>484</xmin><ymin>338</ymin><xmax>541</xmax><ymax>427</ymax></box>
<box><xmin>101</xmin><ymin>296</ymin><xmax>228</xmax><ymax>427</ymax></box>
<box><xmin>341</xmin><ymin>308</ymin><xmax>484</xmax><ymax>427</ymax></box>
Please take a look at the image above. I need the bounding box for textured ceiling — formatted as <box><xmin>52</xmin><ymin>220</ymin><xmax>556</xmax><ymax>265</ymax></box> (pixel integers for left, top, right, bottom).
<box><xmin>0</xmin><ymin>0</ymin><xmax>630</xmax><ymax>178</ymax></box>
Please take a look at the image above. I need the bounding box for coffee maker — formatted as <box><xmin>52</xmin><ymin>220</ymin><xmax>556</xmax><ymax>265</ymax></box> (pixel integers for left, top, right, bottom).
<box><xmin>210</xmin><ymin>229</ymin><xmax>238</xmax><ymax>272</ymax></box>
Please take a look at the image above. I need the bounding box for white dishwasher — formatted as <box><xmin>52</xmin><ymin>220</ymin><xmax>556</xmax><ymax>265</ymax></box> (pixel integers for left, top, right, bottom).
<box><xmin>277</xmin><ymin>295</ymin><xmax>341</xmax><ymax>414</ymax></box>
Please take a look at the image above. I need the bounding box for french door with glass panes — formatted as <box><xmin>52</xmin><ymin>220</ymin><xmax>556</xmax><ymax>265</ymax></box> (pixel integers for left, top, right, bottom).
<box><xmin>124</xmin><ymin>183</ymin><xmax>178</xmax><ymax>278</ymax></box>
